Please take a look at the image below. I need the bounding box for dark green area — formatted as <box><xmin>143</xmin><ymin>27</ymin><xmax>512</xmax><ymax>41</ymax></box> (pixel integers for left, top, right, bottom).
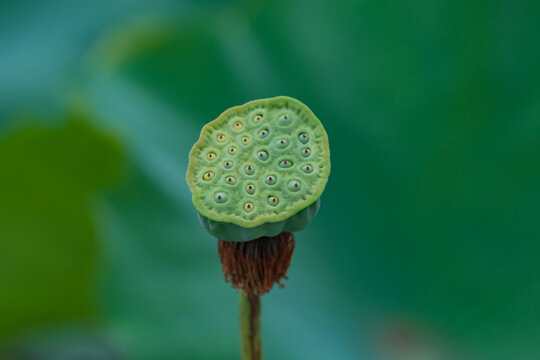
<box><xmin>1</xmin><ymin>0</ymin><xmax>539</xmax><ymax>359</ymax></box>
<box><xmin>0</xmin><ymin>116</ymin><xmax>123</xmax><ymax>343</ymax></box>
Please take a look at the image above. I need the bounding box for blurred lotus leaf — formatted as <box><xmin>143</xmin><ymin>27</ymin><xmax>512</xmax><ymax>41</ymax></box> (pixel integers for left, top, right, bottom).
<box><xmin>0</xmin><ymin>113</ymin><xmax>123</xmax><ymax>344</ymax></box>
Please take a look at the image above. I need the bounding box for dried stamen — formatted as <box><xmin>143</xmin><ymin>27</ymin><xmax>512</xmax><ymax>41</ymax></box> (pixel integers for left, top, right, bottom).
<box><xmin>218</xmin><ymin>232</ymin><xmax>295</xmax><ymax>295</ymax></box>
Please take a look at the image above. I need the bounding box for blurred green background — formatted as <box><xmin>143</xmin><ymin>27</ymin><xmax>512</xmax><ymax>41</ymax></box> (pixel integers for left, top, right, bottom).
<box><xmin>1</xmin><ymin>1</ymin><xmax>539</xmax><ymax>359</ymax></box>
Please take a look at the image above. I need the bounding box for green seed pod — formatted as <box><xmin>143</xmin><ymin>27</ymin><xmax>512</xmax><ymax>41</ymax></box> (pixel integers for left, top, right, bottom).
<box><xmin>186</xmin><ymin>96</ymin><xmax>330</xmax><ymax>242</ymax></box>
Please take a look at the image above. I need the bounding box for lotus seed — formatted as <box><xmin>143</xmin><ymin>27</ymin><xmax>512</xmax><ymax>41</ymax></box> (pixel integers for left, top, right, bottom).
<box><xmin>279</xmin><ymin>160</ymin><xmax>293</xmax><ymax>168</ymax></box>
<box><xmin>288</xmin><ymin>180</ymin><xmax>301</xmax><ymax>192</ymax></box>
<box><xmin>229</xmin><ymin>147</ymin><xmax>237</xmax><ymax>155</ymax></box>
<box><xmin>246</xmin><ymin>184</ymin><xmax>255</xmax><ymax>195</ymax></box>
<box><xmin>267</xmin><ymin>196</ymin><xmax>279</xmax><ymax>206</ymax></box>
<box><xmin>203</xmin><ymin>171</ymin><xmax>214</xmax><ymax>181</ymax></box>
<box><xmin>278</xmin><ymin>114</ymin><xmax>291</xmax><ymax>126</ymax></box>
<box><xmin>301</xmin><ymin>148</ymin><xmax>311</xmax><ymax>157</ymax></box>
<box><xmin>241</xmin><ymin>137</ymin><xmax>250</xmax><ymax>146</ymax></box>
<box><xmin>276</xmin><ymin>139</ymin><xmax>288</xmax><ymax>149</ymax></box>
<box><xmin>217</xmin><ymin>134</ymin><xmax>226</xmax><ymax>143</ymax></box>
<box><xmin>301</xmin><ymin>164</ymin><xmax>313</xmax><ymax>173</ymax></box>
<box><xmin>244</xmin><ymin>202</ymin><xmax>254</xmax><ymax>212</ymax></box>
<box><xmin>225</xmin><ymin>176</ymin><xmax>236</xmax><ymax>185</ymax></box>
<box><xmin>215</xmin><ymin>192</ymin><xmax>228</xmax><ymax>203</ymax></box>
<box><xmin>223</xmin><ymin>161</ymin><xmax>233</xmax><ymax>169</ymax></box>
<box><xmin>245</xmin><ymin>165</ymin><xmax>255</xmax><ymax>175</ymax></box>
<box><xmin>266</xmin><ymin>175</ymin><xmax>277</xmax><ymax>185</ymax></box>
<box><xmin>258</xmin><ymin>129</ymin><xmax>269</xmax><ymax>139</ymax></box>
<box><xmin>298</xmin><ymin>133</ymin><xmax>309</xmax><ymax>144</ymax></box>
<box><xmin>207</xmin><ymin>152</ymin><xmax>217</xmax><ymax>161</ymax></box>
<box><xmin>257</xmin><ymin>150</ymin><xmax>269</xmax><ymax>161</ymax></box>
<box><xmin>233</xmin><ymin>121</ymin><xmax>243</xmax><ymax>130</ymax></box>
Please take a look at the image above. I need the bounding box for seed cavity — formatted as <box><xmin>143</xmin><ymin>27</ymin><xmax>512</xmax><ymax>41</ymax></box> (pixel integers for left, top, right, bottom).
<box><xmin>279</xmin><ymin>160</ymin><xmax>293</xmax><ymax>168</ymax></box>
<box><xmin>276</xmin><ymin>139</ymin><xmax>288</xmax><ymax>149</ymax></box>
<box><xmin>203</xmin><ymin>171</ymin><xmax>214</xmax><ymax>181</ymax></box>
<box><xmin>301</xmin><ymin>164</ymin><xmax>313</xmax><ymax>173</ymax></box>
<box><xmin>244</xmin><ymin>203</ymin><xmax>254</xmax><ymax>213</ymax></box>
<box><xmin>258</xmin><ymin>129</ymin><xmax>270</xmax><ymax>139</ymax></box>
<box><xmin>257</xmin><ymin>150</ymin><xmax>269</xmax><ymax>161</ymax></box>
<box><xmin>223</xmin><ymin>160</ymin><xmax>233</xmax><ymax>169</ymax></box>
<box><xmin>301</xmin><ymin>148</ymin><xmax>311</xmax><ymax>157</ymax></box>
<box><xmin>246</xmin><ymin>183</ymin><xmax>256</xmax><ymax>195</ymax></box>
<box><xmin>217</xmin><ymin>134</ymin><xmax>226</xmax><ymax>143</ymax></box>
<box><xmin>265</xmin><ymin>175</ymin><xmax>277</xmax><ymax>185</ymax></box>
<box><xmin>207</xmin><ymin>152</ymin><xmax>217</xmax><ymax>161</ymax></box>
<box><xmin>225</xmin><ymin>176</ymin><xmax>236</xmax><ymax>185</ymax></box>
<box><xmin>215</xmin><ymin>192</ymin><xmax>228</xmax><ymax>203</ymax></box>
<box><xmin>267</xmin><ymin>196</ymin><xmax>279</xmax><ymax>206</ymax></box>
<box><xmin>288</xmin><ymin>180</ymin><xmax>301</xmax><ymax>192</ymax></box>
<box><xmin>298</xmin><ymin>133</ymin><xmax>309</xmax><ymax>144</ymax></box>
<box><xmin>245</xmin><ymin>165</ymin><xmax>255</xmax><ymax>175</ymax></box>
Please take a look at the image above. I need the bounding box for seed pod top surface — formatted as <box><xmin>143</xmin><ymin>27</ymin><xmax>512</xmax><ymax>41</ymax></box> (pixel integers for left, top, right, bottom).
<box><xmin>186</xmin><ymin>96</ymin><xmax>330</xmax><ymax>229</ymax></box>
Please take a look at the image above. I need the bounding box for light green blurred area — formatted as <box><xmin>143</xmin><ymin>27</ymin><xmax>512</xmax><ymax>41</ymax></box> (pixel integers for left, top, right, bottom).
<box><xmin>1</xmin><ymin>1</ymin><xmax>539</xmax><ymax>359</ymax></box>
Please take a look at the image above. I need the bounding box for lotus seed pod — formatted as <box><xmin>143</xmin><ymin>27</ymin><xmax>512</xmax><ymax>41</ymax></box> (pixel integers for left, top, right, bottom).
<box><xmin>186</xmin><ymin>96</ymin><xmax>331</xmax><ymax>242</ymax></box>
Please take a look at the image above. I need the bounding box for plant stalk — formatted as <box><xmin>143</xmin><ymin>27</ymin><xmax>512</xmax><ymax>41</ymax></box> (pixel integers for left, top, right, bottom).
<box><xmin>239</xmin><ymin>292</ymin><xmax>262</xmax><ymax>360</ymax></box>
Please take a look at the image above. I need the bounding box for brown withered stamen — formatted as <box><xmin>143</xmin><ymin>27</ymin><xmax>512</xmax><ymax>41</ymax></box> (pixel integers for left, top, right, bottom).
<box><xmin>218</xmin><ymin>232</ymin><xmax>295</xmax><ymax>295</ymax></box>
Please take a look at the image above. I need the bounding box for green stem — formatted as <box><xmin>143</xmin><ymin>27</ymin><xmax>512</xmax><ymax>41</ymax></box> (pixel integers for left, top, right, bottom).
<box><xmin>239</xmin><ymin>292</ymin><xmax>262</xmax><ymax>360</ymax></box>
